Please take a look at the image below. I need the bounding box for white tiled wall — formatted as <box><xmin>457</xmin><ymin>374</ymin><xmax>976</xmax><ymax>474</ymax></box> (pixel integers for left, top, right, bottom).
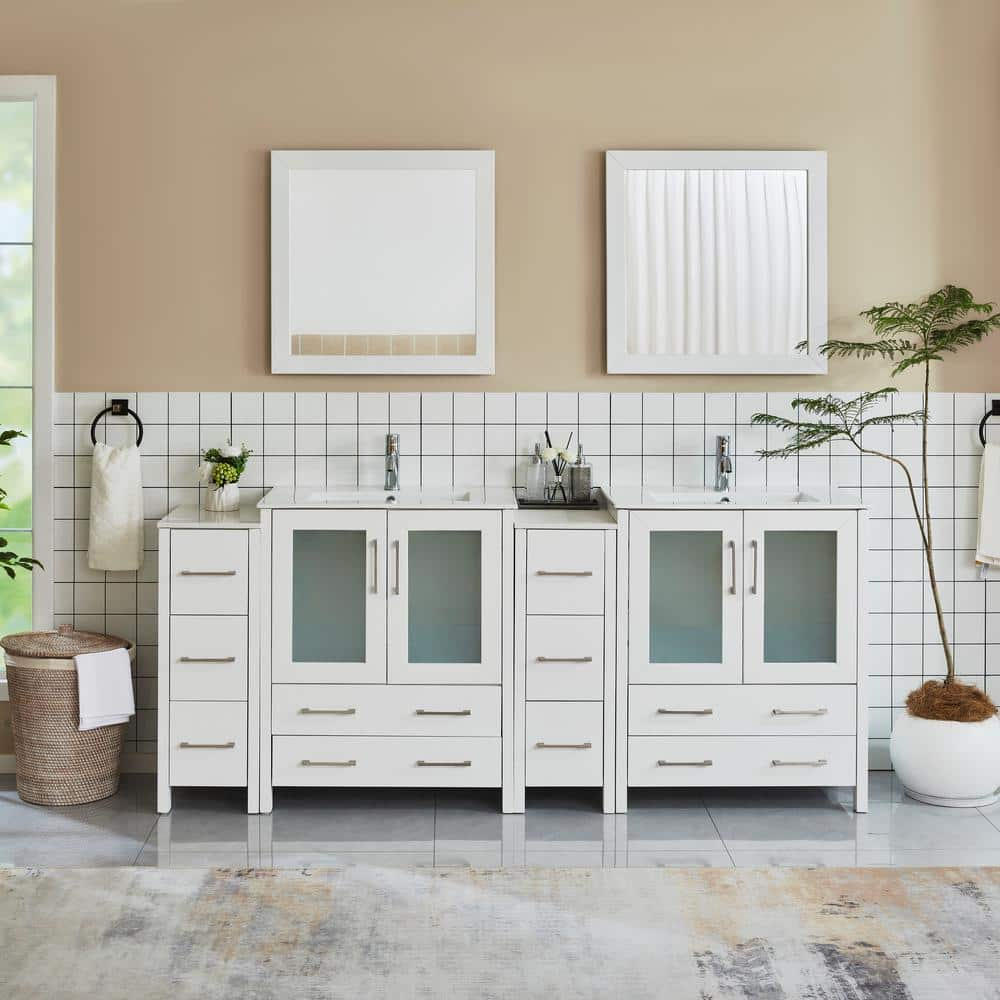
<box><xmin>53</xmin><ymin>390</ymin><xmax>1000</xmax><ymax>766</ymax></box>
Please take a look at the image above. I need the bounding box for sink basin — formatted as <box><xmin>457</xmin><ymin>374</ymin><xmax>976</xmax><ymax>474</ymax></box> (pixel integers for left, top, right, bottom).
<box><xmin>299</xmin><ymin>489</ymin><xmax>473</xmax><ymax>505</ymax></box>
<box><xmin>646</xmin><ymin>489</ymin><xmax>818</xmax><ymax>506</ymax></box>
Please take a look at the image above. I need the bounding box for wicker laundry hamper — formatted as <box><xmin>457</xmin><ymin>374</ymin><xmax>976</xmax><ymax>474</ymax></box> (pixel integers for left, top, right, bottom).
<box><xmin>2</xmin><ymin>624</ymin><xmax>135</xmax><ymax>806</ymax></box>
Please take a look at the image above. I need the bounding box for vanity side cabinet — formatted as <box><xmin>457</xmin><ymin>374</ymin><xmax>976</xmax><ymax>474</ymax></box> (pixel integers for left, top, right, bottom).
<box><xmin>514</xmin><ymin>526</ymin><xmax>617</xmax><ymax>814</ymax></box>
<box><xmin>157</xmin><ymin>522</ymin><xmax>260</xmax><ymax>815</ymax></box>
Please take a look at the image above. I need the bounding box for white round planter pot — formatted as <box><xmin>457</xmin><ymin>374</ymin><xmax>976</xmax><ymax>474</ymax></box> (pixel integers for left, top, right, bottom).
<box><xmin>204</xmin><ymin>483</ymin><xmax>240</xmax><ymax>512</ymax></box>
<box><xmin>890</xmin><ymin>712</ymin><xmax>1000</xmax><ymax>807</ymax></box>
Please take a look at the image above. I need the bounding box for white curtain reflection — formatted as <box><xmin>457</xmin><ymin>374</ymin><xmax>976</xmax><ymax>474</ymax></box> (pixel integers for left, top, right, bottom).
<box><xmin>625</xmin><ymin>169</ymin><xmax>807</xmax><ymax>357</ymax></box>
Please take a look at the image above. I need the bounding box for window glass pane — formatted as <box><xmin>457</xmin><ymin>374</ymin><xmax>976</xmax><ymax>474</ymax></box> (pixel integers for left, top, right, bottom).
<box><xmin>0</xmin><ymin>245</ymin><xmax>31</xmax><ymax>387</ymax></box>
<box><xmin>0</xmin><ymin>101</ymin><xmax>32</xmax><ymax>244</ymax></box>
<box><xmin>292</xmin><ymin>529</ymin><xmax>366</xmax><ymax>663</ymax></box>
<box><xmin>649</xmin><ymin>530</ymin><xmax>723</xmax><ymax>663</ymax></box>
<box><xmin>0</xmin><ymin>387</ymin><xmax>30</xmax><ymax>529</ymax></box>
<box><xmin>408</xmin><ymin>531</ymin><xmax>481</xmax><ymax>663</ymax></box>
<box><xmin>763</xmin><ymin>530</ymin><xmax>837</xmax><ymax>662</ymax></box>
<box><xmin>0</xmin><ymin>530</ymin><xmax>32</xmax><ymax>638</ymax></box>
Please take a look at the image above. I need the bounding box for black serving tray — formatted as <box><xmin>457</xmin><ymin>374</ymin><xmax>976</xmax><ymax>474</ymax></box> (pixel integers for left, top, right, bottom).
<box><xmin>515</xmin><ymin>489</ymin><xmax>601</xmax><ymax>510</ymax></box>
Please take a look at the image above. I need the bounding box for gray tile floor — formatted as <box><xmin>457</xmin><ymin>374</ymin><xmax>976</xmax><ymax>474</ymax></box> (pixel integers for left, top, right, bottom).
<box><xmin>3</xmin><ymin>773</ymin><xmax>1000</xmax><ymax>869</ymax></box>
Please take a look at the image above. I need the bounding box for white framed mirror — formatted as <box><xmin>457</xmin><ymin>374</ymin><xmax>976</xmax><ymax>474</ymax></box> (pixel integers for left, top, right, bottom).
<box><xmin>271</xmin><ymin>149</ymin><xmax>494</xmax><ymax>374</ymax></box>
<box><xmin>606</xmin><ymin>150</ymin><xmax>827</xmax><ymax>374</ymax></box>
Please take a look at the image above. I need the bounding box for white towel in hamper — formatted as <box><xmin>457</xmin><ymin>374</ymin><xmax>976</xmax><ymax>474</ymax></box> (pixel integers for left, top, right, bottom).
<box><xmin>88</xmin><ymin>442</ymin><xmax>144</xmax><ymax>571</ymax></box>
<box><xmin>975</xmin><ymin>443</ymin><xmax>1000</xmax><ymax>569</ymax></box>
<box><xmin>75</xmin><ymin>647</ymin><xmax>135</xmax><ymax>732</ymax></box>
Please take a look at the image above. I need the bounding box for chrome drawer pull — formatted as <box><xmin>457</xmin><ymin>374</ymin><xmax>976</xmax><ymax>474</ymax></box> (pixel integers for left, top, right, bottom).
<box><xmin>302</xmin><ymin>758</ymin><xmax>357</xmax><ymax>767</ymax></box>
<box><xmin>771</xmin><ymin>759</ymin><xmax>828</xmax><ymax>767</ymax></box>
<box><xmin>178</xmin><ymin>656</ymin><xmax>236</xmax><ymax>663</ymax></box>
<box><xmin>657</xmin><ymin>708</ymin><xmax>713</xmax><ymax>716</ymax></box>
<box><xmin>415</xmin><ymin>709</ymin><xmax>472</xmax><ymax>716</ymax></box>
<box><xmin>536</xmin><ymin>655</ymin><xmax>593</xmax><ymax>663</ymax></box>
<box><xmin>416</xmin><ymin>760</ymin><xmax>472</xmax><ymax>767</ymax></box>
<box><xmin>535</xmin><ymin>741</ymin><xmax>592</xmax><ymax>750</ymax></box>
<box><xmin>535</xmin><ymin>569</ymin><xmax>594</xmax><ymax>577</ymax></box>
<box><xmin>179</xmin><ymin>569</ymin><xmax>238</xmax><ymax>576</ymax></box>
<box><xmin>771</xmin><ymin>708</ymin><xmax>829</xmax><ymax>717</ymax></box>
<box><xmin>750</xmin><ymin>539</ymin><xmax>759</xmax><ymax>595</ymax></box>
<box><xmin>299</xmin><ymin>707</ymin><xmax>357</xmax><ymax>716</ymax></box>
<box><xmin>179</xmin><ymin>740</ymin><xmax>236</xmax><ymax>750</ymax></box>
<box><xmin>657</xmin><ymin>759</ymin><xmax>713</xmax><ymax>767</ymax></box>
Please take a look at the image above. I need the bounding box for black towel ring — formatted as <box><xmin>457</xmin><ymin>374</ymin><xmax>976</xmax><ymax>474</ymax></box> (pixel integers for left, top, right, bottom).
<box><xmin>978</xmin><ymin>399</ymin><xmax>1000</xmax><ymax>446</ymax></box>
<box><xmin>90</xmin><ymin>398</ymin><xmax>143</xmax><ymax>447</ymax></box>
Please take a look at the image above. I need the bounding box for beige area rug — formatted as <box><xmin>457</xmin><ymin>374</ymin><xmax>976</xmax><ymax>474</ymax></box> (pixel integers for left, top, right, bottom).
<box><xmin>2</xmin><ymin>866</ymin><xmax>999</xmax><ymax>999</ymax></box>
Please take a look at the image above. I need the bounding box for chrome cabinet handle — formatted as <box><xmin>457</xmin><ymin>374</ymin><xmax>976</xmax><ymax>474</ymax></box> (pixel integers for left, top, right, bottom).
<box><xmin>536</xmin><ymin>655</ymin><xmax>593</xmax><ymax>663</ymax></box>
<box><xmin>179</xmin><ymin>740</ymin><xmax>236</xmax><ymax>749</ymax></box>
<box><xmin>302</xmin><ymin>759</ymin><xmax>357</xmax><ymax>767</ymax></box>
<box><xmin>535</xmin><ymin>741</ymin><xmax>592</xmax><ymax>750</ymax></box>
<box><xmin>178</xmin><ymin>656</ymin><xmax>236</xmax><ymax>663</ymax></box>
<box><xmin>657</xmin><ymin>759</ymin><xmax>712</xmax><ymax>767</ymax></box>
<box><xmin>657</xmin><ymin>708</ymin><xmax>714</xmax><ymax>716</ymax></box>
<box><xmin>771</xmin><ymin>759</ymin><xmax>828</xmax><ymax>767</ymax></box>
<box><xmin>415</xmin><ymin>708</ymin><xmax>472</xmax><ymax>716</ymax></box>
<box><xmin>416</xmin><ymin>760</ymin><xmax>472</xmax><ymax>767</ymax></box>
<box><xmin>728</xmin><ymin>539</ymin><xmax>736</xmax><ymax>595</ymax></box>
<box><xmin>179</xmin><ymin>569</ymin><xmax>237</xmax><ymax>577</ymax></box>
<box><xmin>372</xmin><ymin>538</ymin><xmax>378</xmax><ymax>594</ymax></box>
<box><xmin>771</xmin><ymin>708</ymin><xmax>829</xmax><ymax>717</ymax></box>
<box><xmin>535</xmin><ymin>569</ymin><xmax>593</xmax><ymax>577</ymax></box>
<box><xmin>299</xmin><ymin>707</ymin><xmax>356</xmax><ymax>715</ymax></box>
<box><xmin>393</xmin><ymin>539</ymin><xmax>401</xmax><ymax>595</ymax></box>
<box><xmin>750</xmin><ymin>539</ymin><xmax>759</xmax><ymax>594</ymax></box>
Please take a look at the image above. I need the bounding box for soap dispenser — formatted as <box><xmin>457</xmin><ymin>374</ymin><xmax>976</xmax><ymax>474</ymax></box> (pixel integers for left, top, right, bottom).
<box><xmin>569</xmin><ymin>443</ymin><xmax>592</xmax><ymax>502</ymax></box>
<box><xmin>525</xmin><ymin>443</ymin><xmax>546</xmax><ymax>502</ymax></box>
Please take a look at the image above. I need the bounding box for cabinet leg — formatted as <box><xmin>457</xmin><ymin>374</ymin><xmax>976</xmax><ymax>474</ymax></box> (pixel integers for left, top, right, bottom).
<box><xmin>853</xmin><ymin>782</ymin><xmax>869</xmax><ymax>814</ymax></box>
<box><xmin>260</xmin><ymin>784</ymin><xmax>273</xmax><ymax>815</ymax></box>
<box><xmin>156</xmin><ymin>784</ymin><xmax>171</xmax><ymax>815</ymax></box>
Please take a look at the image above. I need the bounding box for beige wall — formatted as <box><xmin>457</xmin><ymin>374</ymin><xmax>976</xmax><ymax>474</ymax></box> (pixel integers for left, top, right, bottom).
<box><xmin>4</xmin><ymin>0</ymin><xmax>999</xmax><ymax>392</ymax></box>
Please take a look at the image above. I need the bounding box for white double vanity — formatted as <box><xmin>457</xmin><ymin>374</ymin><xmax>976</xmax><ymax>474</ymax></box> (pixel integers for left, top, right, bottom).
<box><xmin>156</xmin><ymin>487</ymin><xmax>868</xmax><ymax>816</ymax></box>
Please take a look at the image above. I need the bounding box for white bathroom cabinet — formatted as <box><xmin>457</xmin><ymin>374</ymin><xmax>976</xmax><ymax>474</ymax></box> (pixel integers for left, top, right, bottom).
<box><xmin>618</xmin><ymin>502</ymin><xmax>867</xmax><ymax>812</ymax></box>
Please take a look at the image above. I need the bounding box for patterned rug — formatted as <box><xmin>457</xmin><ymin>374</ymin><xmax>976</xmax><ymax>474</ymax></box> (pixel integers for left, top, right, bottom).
<box><xmin>2</xmin><ymin>866</ymin><xmax>998</xmax><ymax>999</ymax></box>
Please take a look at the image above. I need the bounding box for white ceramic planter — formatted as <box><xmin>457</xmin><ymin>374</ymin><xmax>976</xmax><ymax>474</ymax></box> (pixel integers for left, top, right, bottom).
<box><xmin>204</xmin><ymin>483</ymin><xmax>240</xmax><ymax>512</ymax></box>
<box><xmin>890</xmin><ymin>711</ymin><xmax>1000</xmax><ymax>807</ymax></box>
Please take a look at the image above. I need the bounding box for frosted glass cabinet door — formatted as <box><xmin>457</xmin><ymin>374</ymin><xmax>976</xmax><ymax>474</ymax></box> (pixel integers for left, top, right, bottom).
<box><xmin>628</xmin><ymin>511</ymin><xmax>742</xmax><ymax>684</ymax></box>
<box><xmin>272</xmin><ymin>510</ymin><xmax>387</xmax><ymax>683</ymax></box>
<box><xmin>387</xmin><ymin>511</ymin><xmax>502</xmax><ymax>684</ymax></box>
<box><xmin>743</xmin><ymin>510</ymin><xmax>857</xmax><ymax>684</ymax></box>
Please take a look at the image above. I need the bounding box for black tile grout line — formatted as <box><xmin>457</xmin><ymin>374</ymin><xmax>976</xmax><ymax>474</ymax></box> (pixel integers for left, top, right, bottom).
<box><xmin>131</xmin><ymin>808</ymin><xmax>161</xmax><ymax>865</ymax></box>
<box><xmin>701</xmin><ymin>794</ymin><xmax>738</xmax><ymax>867</ymax></box>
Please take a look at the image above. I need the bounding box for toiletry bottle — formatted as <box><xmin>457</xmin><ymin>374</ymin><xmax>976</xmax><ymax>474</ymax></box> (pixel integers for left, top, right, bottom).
<box><xmin>525</xmin><ymin>444</ymin><xmax>546</xmax><ymax>502</ymax></box>
<box><xmin>570</xmin><ymin>444</ymin><xmax>593</xmax><ymax>502</ymax></box>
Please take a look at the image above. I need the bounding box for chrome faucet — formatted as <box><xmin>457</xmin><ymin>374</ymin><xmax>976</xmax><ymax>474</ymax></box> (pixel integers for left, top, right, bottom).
<box><xmin>384</xmin><ymin>434</ymin><xmax>400</xmax><ymax>491</ymax></box>
<box><xmin>714</xmin><ymin>435</ymin><xmax>732</xmax><ymax>492</ymax></box>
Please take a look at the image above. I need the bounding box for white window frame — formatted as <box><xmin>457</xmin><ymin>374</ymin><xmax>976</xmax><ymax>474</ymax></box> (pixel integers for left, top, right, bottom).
<box><xmin>0</xmin><ymin>76</ymin><xmax>55</xmax><ymax>700</ymax></box>
<box><xmin>606</xmin><ymin>149</ymin><xmax>828</xmax><ymax>374</ymax></box>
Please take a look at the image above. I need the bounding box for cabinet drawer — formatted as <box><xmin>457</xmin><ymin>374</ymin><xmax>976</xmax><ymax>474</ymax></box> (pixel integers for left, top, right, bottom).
<box><xmin>170</xmin><ymin>616</ymin><xmax>248</xmax><ymax>701</ymax></box>
<box><xmin>170</xmin><ymin>530</ymin><xmax>248</xmax><ymax>615</ymax></box>
<box><xmin>169</xmin><ymin>701</ymin><xmax>247</xmax><ymax>787</ymax></box>
<box><xmin>526</xmin><ymin>615</ymin><xmax>604</xmax><ymax>701</ymax></box>
<box><xmin>525</xmin><ymin>702</ymin><xmax>603</xmax><ymax>787</ymax></box>
<box><xmin>629</xmin><ymin>685</ymin><xmax>856</xmax><ymax>736</ymax></box>
<box><xmin>272</xmin><ymin>736</ymin><xmax>501</xmax><ymax>787</ymax></box>
<box><xmin>272</xmin><ymin>685</ymin><xmax>501</xmax><ymax>737</ymax></box>
<box><xmin>628</xmin><ymin>735</ymin><xmax>855</xmax><ymax>787</ymax></box>
<box><xmin>526</xmin><ymin>530</ymin><xmax>604</xmax><ymax>615</ymax></box>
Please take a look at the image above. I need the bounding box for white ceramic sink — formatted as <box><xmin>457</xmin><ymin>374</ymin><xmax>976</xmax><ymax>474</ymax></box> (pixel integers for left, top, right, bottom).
<box><xmin>646</xmin><ymin>489</ymin><xmax>819</xmax><ymax>506</ymax></box>
<box><xmin>299</xmin><ymin>489</ymin><xmax>473</xmax><ymax>505</ymax></box>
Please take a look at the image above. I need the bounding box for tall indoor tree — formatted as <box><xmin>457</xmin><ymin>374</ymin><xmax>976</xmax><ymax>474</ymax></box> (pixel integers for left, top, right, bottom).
<box><xmin>753</xmin><ymin>285</ymin><xmax>1000</xmax><ymax>717</ymax></box>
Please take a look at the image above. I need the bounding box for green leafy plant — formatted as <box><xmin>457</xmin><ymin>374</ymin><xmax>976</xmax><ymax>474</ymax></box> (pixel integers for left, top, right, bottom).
<box><xmin>198</xmin><ymin>441</ymin><xmax>252</xmax><ymax>488</ymax></box>
<box><xmin>752</xmin><ymin>286</ymin><xmax>1000</xmax><ymax>718</ymax></box>
<box><xmin>0</xmin><ymin>428</ymin><xmax>41</xmax><ymax>580</ymax></box>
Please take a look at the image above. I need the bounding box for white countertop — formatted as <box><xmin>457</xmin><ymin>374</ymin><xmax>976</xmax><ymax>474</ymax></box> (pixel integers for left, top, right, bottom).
<box><xmin>607</xmin><ymin>486</ymin><xmax>865</xmax><ymax>509</ymax></box>
<box><xmin>257</xmin><ymin>486</ymin><xmax>518</xmax><ymax>509</ymax></box>
<box><xmin>158</xmin><ymin>505</ymin><xmax>262</xmax><ymax>529</ymax></box>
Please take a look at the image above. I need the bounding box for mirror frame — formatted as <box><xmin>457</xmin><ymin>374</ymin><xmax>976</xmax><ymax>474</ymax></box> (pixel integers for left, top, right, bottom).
<box><xmin>606</xmin><ymin>150</ymin><xmax>827</xmax><ymax>374</ymax></box>
<box><xmin>271</xmin><ymin>149</ymin><xmax>495</xmax><ymax>375</ymax></box>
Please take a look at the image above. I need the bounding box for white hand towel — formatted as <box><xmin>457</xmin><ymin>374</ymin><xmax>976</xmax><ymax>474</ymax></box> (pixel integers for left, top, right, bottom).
<box><xmin>976</xmin><ymin>444</ymin><xmax>1000</xmax><ymax>568</ymax></box>
<box><xmin>76</xmin><ymin>647</ymin><xmax>135</xmax><ymax>732</ymax></box>
<box><xmin>88</xmin><ymin>441</ymin><xmax>144</xmax><ymax>571</ymax></box>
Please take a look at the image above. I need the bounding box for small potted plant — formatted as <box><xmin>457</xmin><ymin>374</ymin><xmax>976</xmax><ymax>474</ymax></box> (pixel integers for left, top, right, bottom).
<box><xmin>199</xmin><ymin>441</ymin><xmax>252</xmax><ymax>512</ymax></box>
<box><xmin>0</xmin><ymin>428</ymin><xmax>41</xmax><ymax>587</ymax></box>
<box><xmin>753</xmin><ymin>285</ymin><xmax>1000</xmax><ymax>807</ymax></box>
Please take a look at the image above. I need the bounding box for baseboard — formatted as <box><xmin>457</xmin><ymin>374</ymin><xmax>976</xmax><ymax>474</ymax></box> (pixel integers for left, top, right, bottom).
<box><xmin>0</xmin><ymin>752</ymin><xmax>156</xmax><ymax>774</ymax></box>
